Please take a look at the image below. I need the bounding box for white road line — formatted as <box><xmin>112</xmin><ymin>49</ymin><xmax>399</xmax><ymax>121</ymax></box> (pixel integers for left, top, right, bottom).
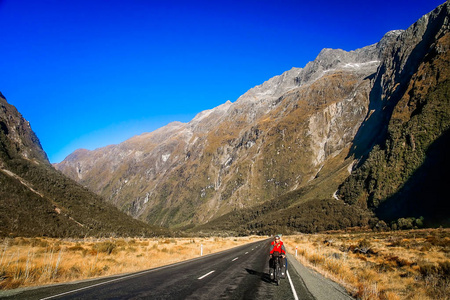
<box><xmin>38</xmin><ymin>242</ymin><xmax>259</xmax><ymax>299</ymax></box>
<box><xmin>232</xmin><ymin>257</ymin><xmax>239</xmax><ymax>261</ymax></box>
<box><xmin>39</xmin><ymin>254</ymin><xmax>203</xmax><ymax>299</ymax></box>
<box><xmin>245</xmin><ymin>252</ymin><xmax>248</xmax><ymax>254</ymax></box>
<box><xmin>198</xmin><ymin>270</ymin><xmax>215</xmax><ymax>280</ymax></box>
<box><xmin>287</xmin><ymin>270</ymin><xmax>299</xmax><ymax>300</ymax></box>
<box><xmin>39</xmin><ymin>272</ymin><xmax>139</xmax><ymax>300</ymax></box>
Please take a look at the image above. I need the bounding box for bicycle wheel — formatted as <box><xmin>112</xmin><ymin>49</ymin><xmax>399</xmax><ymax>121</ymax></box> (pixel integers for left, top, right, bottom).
<box><xmin>276</xmin><ymin>266</ymin><xmax>280</xmax><ymax>285</ymax></box>
<box><xmin>274</xmin><ymin>259</ymin><xmax>280</xmax><ymax>286</ymax></box>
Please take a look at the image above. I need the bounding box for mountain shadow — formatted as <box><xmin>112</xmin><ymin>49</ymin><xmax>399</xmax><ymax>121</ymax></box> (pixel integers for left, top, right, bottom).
<box><xmin>348</xmin><ymin>4</ymin><xmax>450</xmax><ymax>165</ymax></box>
<box><xmin>375</xmin><ymin>128</ymin><xmax>450</xmax><ymax>227</ymax></box>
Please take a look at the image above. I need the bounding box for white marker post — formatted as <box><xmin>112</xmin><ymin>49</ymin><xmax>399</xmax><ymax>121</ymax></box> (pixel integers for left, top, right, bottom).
<box><xmin>201</xmin><ymin>244</ymin><xmax>203</xmax><ymax>256</ymax></box>
<box><xmin>295</xmin><ymin>246</ymin><xmax>298</xmax><ymax>257</ymax></box>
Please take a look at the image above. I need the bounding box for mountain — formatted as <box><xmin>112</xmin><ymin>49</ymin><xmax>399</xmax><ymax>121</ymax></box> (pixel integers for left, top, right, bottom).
<box><xmin>0</xmin><ymin>93</ymin><xmax>166</xmax><ymax>237</ymax></box>
<box><xmin>338</xmin><ymin>2</ymin><xmax>450</xmax><ymax>226</ymax></box>
<box><xmin>56</xmin><ymin>2</ymin><xmax>450</xmax><ymax>232</ymax></box>
<box><xmin>55</xmin><ymin>35</ymin><xmax>390</xmax><ymax>228</ymax></box>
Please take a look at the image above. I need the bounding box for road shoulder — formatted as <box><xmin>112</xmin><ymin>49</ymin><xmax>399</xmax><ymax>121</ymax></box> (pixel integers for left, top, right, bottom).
<box><xmin>286</xmin><ymin>253</ymin><xmax>354</xmax><ymax>300</ymax></box>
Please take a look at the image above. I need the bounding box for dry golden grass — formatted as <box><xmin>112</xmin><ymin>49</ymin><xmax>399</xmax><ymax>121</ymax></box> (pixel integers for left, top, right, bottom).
<box><xmin>0</xmin><ymin>236</ymin><xmax>265</xmax><ymax>290</ymax></box>
<box><xmin>283</xmin><ymin>229</ymin><xmax>450</xmax><ymax>300</ymax></box>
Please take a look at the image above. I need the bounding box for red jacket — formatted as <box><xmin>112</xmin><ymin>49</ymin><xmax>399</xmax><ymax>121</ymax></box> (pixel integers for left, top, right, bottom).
<box><xmin>269</xmin><ymin>241</ymin><xmax>286</xmax><ymax>255</ymax></box>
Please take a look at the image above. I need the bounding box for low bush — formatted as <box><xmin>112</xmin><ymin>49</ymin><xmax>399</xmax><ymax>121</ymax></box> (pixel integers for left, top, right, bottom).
<box><xmin>92</xmin><ymin>242</ymin><xmax>117</xmax><ymax>255</ymax></box>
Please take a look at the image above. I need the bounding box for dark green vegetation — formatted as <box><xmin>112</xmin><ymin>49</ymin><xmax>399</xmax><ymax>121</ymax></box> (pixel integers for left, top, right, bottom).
<box><xmin>193</xmin><ymin>150</ymin><xmax>377</xmax><ymax>235</ymax></box>
<box><xmin>0</xmin><ymin>160</ymin><xmax>166</xmax><ymax>237</ymax></box>
<box><xmin>0</xmin><ymin>94</ymin><xmax>166</xmax><ymax>237</ymax></box>
<box><xmin>194</xmin><ymin>189</ymin><xmax>375</xmax><ymax>235</ymax></box>
<box><xmin>339</xmin><ymin>29</ymin><xmax>450</xmax><ymax>227</ymax></box>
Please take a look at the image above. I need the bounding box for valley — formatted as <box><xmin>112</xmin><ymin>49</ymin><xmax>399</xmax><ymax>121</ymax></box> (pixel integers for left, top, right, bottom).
<box><xmin>0</xmin><ymin>2</ymin><xmax>449</xmax><ymax>299</ymax></box>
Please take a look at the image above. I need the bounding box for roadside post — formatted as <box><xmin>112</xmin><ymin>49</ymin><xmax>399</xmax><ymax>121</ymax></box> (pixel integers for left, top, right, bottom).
<box><xmin>201</xmin><ymin>244</ymin><xmax>203</xmax><ymax>256</ymax></box>
<box><xmin>295</xmin><ymin>246</ymin><xmax>298</xmax><ymax>257</ymax></box>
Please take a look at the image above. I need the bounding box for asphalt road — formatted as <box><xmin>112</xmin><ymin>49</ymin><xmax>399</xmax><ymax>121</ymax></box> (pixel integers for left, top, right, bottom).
<box><xmin>1</xmin><ymin>239</ymin><xmax>353</xmax><ymax>300</ymax></box>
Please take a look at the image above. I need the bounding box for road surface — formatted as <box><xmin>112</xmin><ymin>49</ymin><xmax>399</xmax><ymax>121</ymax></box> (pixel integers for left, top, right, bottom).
<box><xmin>0</xmin><ymin>239</ymin><xmax>353</xmax><ymax>299</ymax></box>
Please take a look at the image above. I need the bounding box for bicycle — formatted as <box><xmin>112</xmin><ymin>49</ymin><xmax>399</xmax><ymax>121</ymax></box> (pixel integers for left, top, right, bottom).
<box><xmin>270</xmin><ymin>252</ymin><xmax>284</xmax><ymax>286</ymax></box>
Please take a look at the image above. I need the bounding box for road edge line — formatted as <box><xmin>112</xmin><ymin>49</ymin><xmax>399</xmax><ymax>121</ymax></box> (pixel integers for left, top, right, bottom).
<box><xmin>287</xmin><ymin>270</ymin><xmax>299</xmax><ymax>300</ymax></box>
<box><xmin>39</xmin><ymin>273</ymin><xmax>137</xmax><ymax>300</ymax></box>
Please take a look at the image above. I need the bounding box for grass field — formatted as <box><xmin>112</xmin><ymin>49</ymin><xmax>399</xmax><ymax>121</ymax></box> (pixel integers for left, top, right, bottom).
<box><xmin>2</xmin><ymin>229</ymin><xmax>448</xmax><ymax>299</ymax></box>
<box><xmin>283</xmin><ymin>228</ymin><xmax>450</xmax><ymax>300</ymax></box>
<box><xmin>0</xmin><ymin>235</ymin><xmax>265</xmax><ymax>290</ymax></box>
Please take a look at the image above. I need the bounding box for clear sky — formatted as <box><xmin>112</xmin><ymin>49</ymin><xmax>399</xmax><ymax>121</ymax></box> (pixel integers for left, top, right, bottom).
<box><xmin>0</xmin><ymin>0</ymin><xmax>445</xmax><ymax>163</ymax></box>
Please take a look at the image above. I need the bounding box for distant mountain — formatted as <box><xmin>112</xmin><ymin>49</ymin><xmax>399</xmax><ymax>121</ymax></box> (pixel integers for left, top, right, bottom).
<box><xmin>0</xmin><ymin>93</ymin><xmax>165</xmax><ymax>237</ymax></box>
<box><xmin>56</xmin><ymin>2</ymin><xmax>450</xmax><ymax>232</ymax></box>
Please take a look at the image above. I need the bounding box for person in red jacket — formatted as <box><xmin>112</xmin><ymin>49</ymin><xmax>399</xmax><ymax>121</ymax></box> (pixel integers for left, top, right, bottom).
<box><xmin>269</xmin><ymin>235</ymin><xmax>287</xmax><ymax>279</ymax></box>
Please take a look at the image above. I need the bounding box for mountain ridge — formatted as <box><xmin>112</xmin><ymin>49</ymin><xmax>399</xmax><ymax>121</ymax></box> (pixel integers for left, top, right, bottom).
<box><xmin>0</xmin><ymin>94</ymin><xmax>166</xmax><ymax>237</ymax></box>
<box><xmin>55</xmin><ymin>28</ymin><xmax>396</xmax><ymax>227</ymax></box>
<box><xmin>55</xmin><ymin>2</ymin><xmax>450</xmax><ymax>231</ymax></box>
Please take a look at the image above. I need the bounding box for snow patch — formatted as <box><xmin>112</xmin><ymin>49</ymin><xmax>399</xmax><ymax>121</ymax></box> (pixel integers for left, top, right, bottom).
<box><xmin>333</xmin><ymin>190</ymin><xmax>340</xmax><ymax>200</ymax></box>
<box><xmin>343</xmin><ymin>60</ymin><xmax>380</xmax><ymax>69</ymax></box>
<box><xmin>162</xmin><ymin>154</ymin><xmax>171</xmax><ymax>162</ymax></box>
<box><xmin>347</xmin><ymin>161</ymin><xmax>356</xmax><ymax>174</ymax></box>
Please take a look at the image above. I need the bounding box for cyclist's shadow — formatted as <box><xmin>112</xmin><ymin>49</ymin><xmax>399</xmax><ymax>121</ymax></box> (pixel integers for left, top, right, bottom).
<box><xmin>245</xmin><ymin>268</ymin><xmax>272</xmax><ymax>283</ymax></box>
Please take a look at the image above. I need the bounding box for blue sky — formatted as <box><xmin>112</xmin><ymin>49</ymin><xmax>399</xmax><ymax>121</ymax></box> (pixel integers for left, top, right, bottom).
<box><xmin>0</xmin><ymin>0</ymin><xmax>445</xmax><ymax>163</ymax></box>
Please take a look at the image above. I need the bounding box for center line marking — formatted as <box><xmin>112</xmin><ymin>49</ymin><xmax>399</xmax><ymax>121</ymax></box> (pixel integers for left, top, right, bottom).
<box><xmin>198</xmin><ymin>270</ymin><xmax>215</xmax><ymax>280</ymax></box>
<box><xmin>245</xmin><ymin>252</ymin><xmax>248</xmax><ymax>254</ymax></box>
<box><xmin>232</xmin><ymin>257</ymin><xmax>239</xmax><ymax>261</ymax></box>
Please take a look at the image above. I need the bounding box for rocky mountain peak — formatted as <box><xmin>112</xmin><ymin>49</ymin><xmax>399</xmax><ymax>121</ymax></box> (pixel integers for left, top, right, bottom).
<box><xmin>234</xmin><ymin>29</ymin><xmax>403</xmax><ymax>109</ymax></box>
<box><xmin>55</xmin><ymin>2</ymin><xmax>449</xmax><ymax>229</ymax></box>
<box><xmin>56</xmin><ymin>26</ymin><xmax>399</xmax><ymax>226</ymax></box>
<box><xmin>0</xmin><ymin>93</ymin><xmax>48</xmax><ymax>163</ymax></box>
<box><xmin>188</xmin><ymin>100</ymin><xmax>233</xmax><ymax>132</ymax></box>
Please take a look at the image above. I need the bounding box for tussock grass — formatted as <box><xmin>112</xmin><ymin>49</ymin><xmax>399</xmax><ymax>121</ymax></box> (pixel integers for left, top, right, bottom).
<box><xmin>0</xmin><ymin>236</ymin><xmax>265</xmax><ymax>290</ymax></box>
<box><xmin>284</xmin><ymin>229</ymin><xmax>450</xmax><ymax>300</ymax></box>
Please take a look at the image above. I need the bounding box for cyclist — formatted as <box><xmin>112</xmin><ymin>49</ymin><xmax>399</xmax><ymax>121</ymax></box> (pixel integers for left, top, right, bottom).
<box><xmin>269</xmin><ymin>235</ymin><xmax>287</xmax><ymax>279</ymax></box>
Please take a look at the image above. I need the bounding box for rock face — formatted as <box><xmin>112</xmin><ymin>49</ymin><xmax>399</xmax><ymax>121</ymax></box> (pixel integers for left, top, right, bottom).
<box><xmin>0</xmin><ymin>93</ymin><xmax>163</xmax><ymax>237</ymax></box>
<box><xmin>56</xmin><ymin>2</ymin><xmax>450</xmax><ymax>229</ymax></box>
<box><xmin>338</xmin><ymin>2</ymin><xmax>450</xmax><ymax>226</ymax></box>
<box><xmin>56</xmin><ymin>31</ymin><xmax>398</xmax><ymax>227</ymax></box>
<box><xmin>0</xmin><ymin>92</ymin><xmax>49</xmax><ymax>163</ymax></box>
